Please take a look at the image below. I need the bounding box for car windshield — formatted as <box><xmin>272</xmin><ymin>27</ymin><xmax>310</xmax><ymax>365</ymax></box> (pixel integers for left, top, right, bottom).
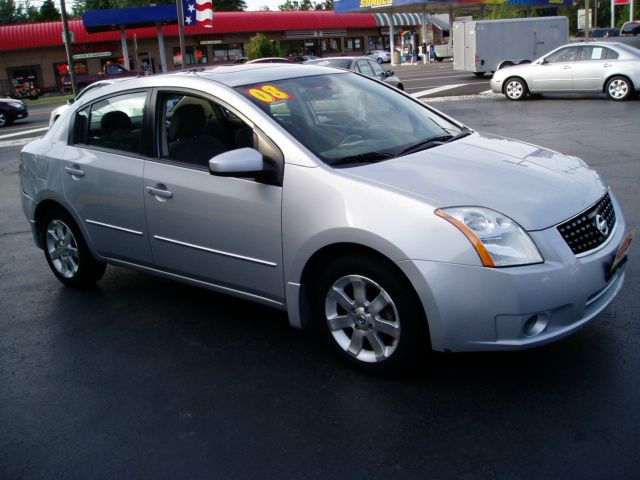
<box><xmin>236</xmin><ymin>73</ymin><xmax>464</xmax><ymax>166</ymax></box>
<box><xmin>306</xmin><ymin>59</ymin><xmax>352</xmax><ymax>69</ymax></box>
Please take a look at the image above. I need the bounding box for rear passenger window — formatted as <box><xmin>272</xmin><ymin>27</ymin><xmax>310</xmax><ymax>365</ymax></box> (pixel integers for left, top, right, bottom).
<box><xmin>76</xmin><ymin>91</ymin><xmax>147</xmax><ymax>154</ymax></box>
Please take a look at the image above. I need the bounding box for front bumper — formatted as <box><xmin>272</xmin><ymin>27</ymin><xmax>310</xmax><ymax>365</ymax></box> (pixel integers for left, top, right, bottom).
<box><xmin>398</xmin><ymin>203</ymin><xmax>628</xmax><ymax>352</ymax></box>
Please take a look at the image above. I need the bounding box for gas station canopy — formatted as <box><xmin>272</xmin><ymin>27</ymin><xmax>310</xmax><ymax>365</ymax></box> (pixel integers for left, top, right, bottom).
<box><xmin>334</xmin><ymin>0</ymin><xmax>575</xmax><ymax>14</ymax></box>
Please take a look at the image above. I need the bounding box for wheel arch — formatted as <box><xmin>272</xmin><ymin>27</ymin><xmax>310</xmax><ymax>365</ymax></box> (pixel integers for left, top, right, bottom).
<box><xmin>602</xmin><ymin>73</ymin><xmax>635</xmax><ymax>93</ymax></box>
<box><xmin>294</xmin><ymin>242</ymin><xmax>428</xmax><ymax>334</ymax></box>
<box><xmin>33</xmin><ymin>198</ymin><xmax>100</xmax><ymax>260</ymax></box>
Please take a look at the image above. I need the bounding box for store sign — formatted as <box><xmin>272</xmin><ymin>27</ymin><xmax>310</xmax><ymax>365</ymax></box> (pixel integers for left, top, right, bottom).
<box><xmin>614</xmin><ymin>0</ymin><xmax>631</xmax><ymax>4</ymax></box>
<box><xmin>200</xmin><ymin>40</ymin><xmax>223</xmax><ymax>45</ymax></box>
<box><xmin>577</xmin><ymin>9</ymin><xmax>593</xmax><ymax>30</ymax></box>
<box><xmin>72</xmin><ymin>51</ymin><xmax>112</xmax><ymax>60</ymax></box>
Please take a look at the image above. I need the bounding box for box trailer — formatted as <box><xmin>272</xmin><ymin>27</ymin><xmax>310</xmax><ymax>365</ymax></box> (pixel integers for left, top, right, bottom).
<box><xmin>453</xmin><ymin>17</ymin><xmax>569</xmax><ymax>76</ymax></box>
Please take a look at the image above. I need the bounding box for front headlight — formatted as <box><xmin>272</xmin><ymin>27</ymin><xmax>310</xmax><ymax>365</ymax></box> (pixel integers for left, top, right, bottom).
<box><xmin>8</xmin><ymin>101</ymin><xmax>24</xmax><ymax>108</ymax></box>
<box><xmin>436</xmin><ymin>207</ymin><xmax>543</xmax><ymax>267</ymax></box>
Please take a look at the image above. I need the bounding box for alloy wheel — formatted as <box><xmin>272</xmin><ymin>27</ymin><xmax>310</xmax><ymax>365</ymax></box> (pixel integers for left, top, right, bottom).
<box><xmin>608</xmin><ymin>79</ymin><xmax>629</xmax><ymax>100</ymax></box>
<box><xmin>324</xmin><ymin>274</ymin><xmax>401</xmax><ymax>363</ymax></box>
<box><xmin>45</xmin><ymin>219</ymin><xmax>80</xmax><ymax>278</ymax></box>
<box><xmin>505</xmin><ymin>80</ymin><xmax>524</xmax><ymax>100</ymax></box>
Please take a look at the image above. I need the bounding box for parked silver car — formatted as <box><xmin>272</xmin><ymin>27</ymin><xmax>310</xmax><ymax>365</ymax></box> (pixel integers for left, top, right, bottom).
<box><xmin>365</xmin><ymin>50</ymin><xmax>391</xmax><ymax>64</ymax></box>
<box><xmin>491</xmin><ymin>42</ymin><xmax>640</xmax><ymax>101</ymax></box>
<box><xmin>305</xmin><ymin>56</ymin><xmax>404</xmax><ymax>90</ymax></box>
<box><xmin>20</xmin><ymin>64</ymin><xmax>633</xmax><ymax>373</ymax></box>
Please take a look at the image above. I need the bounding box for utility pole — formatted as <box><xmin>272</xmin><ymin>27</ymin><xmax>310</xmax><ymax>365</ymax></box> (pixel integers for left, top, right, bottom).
<box><xmin>585</xmin><ymin>0</ymin><xmax>591</xmax><ymax>41</ymax></box>
<box><xmin>60</xmin><ymin>0</ymin><xmax>77</xmax><ymax>96</ymax></box>
<box><xmin>176</xmin><ymin>0</ymin><xmax>187</xmax><ymax>69</ymax></box>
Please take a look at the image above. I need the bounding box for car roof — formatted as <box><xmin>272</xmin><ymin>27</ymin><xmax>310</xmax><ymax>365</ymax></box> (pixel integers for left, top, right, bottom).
<box><xmin>190</xmin><ymin>63</ymin><xmax>348</xmax><ymax>86</ymax></box>
<box><xmin>67</xmin><ymin>64</ymin><xmax>352</xmax><ymax>106</ymax></box>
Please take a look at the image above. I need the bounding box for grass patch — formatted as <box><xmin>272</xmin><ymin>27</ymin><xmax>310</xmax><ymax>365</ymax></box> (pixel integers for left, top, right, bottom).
<box><xmin>25</xmin><ymin>95</ymin><xmax>73</xmax><ymax>107</ymax></box>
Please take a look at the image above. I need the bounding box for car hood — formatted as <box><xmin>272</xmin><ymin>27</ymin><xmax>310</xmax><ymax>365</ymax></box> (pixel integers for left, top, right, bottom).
<box><xmin>341</xmin><ymin>132</ymin><xmax>607</xmax><ymax>231</ymax></box>
<box><xmin>0</xmin><ymin>98</ymin><xmax>24</xmax><ymax>105</ymax></box>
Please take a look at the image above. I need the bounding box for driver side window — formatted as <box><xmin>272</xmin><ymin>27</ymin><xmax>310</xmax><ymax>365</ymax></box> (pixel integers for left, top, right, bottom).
<box><xmin>158</xmin><ymin>93</ymin><xmax>254</xmax><ymax>167</ymax></box>
<box><xmin>546</xmin><ymin>47</ymin><xmax>579</xmax><ymax>63</ymax></box>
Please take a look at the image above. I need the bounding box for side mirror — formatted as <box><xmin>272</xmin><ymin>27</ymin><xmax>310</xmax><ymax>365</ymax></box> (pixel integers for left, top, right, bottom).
<box><xmin>209</xmin><ymin>148</ymin><xmax>264</xmax><ymax>177</ymax></box>
<box><xmin>385</xmin><ymin>70</ymin><xmax>394</xmax><ymax>77</ymax></box>
<box><xmin>67</xmin><ymin>98</ymin><xmax>75</xmax><ymax>105</ymax></box>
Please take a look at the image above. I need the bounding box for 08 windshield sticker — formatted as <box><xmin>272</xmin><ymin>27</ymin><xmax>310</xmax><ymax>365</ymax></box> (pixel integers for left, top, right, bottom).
<box><xmin>247</xmin><ymin>85</ymin><xmax>292</xmax><ymax>104</ymax></box>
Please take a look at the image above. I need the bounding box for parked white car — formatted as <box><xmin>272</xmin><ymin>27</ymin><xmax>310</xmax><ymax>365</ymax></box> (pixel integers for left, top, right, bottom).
<box><xmin>365</xmin><ymin>50</ymin><xmax>391</xmax><ymax>63</ymax></box>
<box><xmin>490</xmin><ymin>42</ymin><xmax>640</xmax><ymax>101</ymax></box>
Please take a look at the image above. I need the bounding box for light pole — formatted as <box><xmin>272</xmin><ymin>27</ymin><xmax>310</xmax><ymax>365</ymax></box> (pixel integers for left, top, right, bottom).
<box><xmin>60</xmin><ymin>0</ymin><xmax>77</xmax><ymax>96</ymax></box>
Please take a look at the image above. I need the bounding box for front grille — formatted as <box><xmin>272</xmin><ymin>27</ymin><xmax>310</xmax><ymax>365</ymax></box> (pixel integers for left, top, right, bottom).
<box><xmin>557</xmin><ymin>193</ymin><xmax>616</xmax><ymax>255</ymax></box>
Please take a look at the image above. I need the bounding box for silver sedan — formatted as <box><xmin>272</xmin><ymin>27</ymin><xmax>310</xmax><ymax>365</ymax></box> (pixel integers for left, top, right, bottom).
<box><xmin>20</xmin><ymin>64</ymin><xmax>632</xmax><ymax>373</ymax></box>
<box><xmin>490</xmin><ymin>42</ymin><xmax>640</xmax><ymax>101</ymax></box>
<box><xmin>305</xmin><ymin>56</ymin><xmax>404</xmax><ymax>90</ymax></box>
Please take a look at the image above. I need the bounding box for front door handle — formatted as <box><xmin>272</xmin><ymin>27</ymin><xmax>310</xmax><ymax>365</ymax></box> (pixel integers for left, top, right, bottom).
<box><xmin>146</xmin><ymin>185</ymin><xmax>173</xmax><ymax>200</ymax></box>
<box><xmin>64</xmin><ymin>165</ymin><xmax>84</xmax><ymax>178</ymax></box>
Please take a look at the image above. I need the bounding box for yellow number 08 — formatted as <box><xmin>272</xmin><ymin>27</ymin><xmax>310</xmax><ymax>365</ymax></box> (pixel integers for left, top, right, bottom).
<box><xmin>248</xmin><ymin>85</ymin><xmax>291</xmax><ymax>103</ymax></box>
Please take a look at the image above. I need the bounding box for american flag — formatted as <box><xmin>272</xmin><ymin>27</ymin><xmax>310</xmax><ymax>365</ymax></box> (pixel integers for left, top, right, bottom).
<box><xmin>182</xmin><ymin>0</ymin><xmax>214</xmax><ymax>29</ymax></box>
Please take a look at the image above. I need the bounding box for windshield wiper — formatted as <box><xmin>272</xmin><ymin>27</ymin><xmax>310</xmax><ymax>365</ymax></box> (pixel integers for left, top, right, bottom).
<box><xmin>331</xmin><ymin>151</ymin><xmax>395</xmax><ymax>166</ymax></box>
<box><xmin>398</xmin><ymin>127</ymin><xmax>473</xmax><ymax>156</ymax></box>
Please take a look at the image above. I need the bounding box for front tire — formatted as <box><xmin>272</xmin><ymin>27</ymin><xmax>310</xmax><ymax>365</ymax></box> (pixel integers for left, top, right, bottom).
<box><xmin>0</xmin><ymin>112</ymin><xmax>11</xmax><ymax>127</ymax></box>
<box><xmin>503</xmin><ymin>77</ymin><xmax>528</xmax><ymax>101</ymax></box>
<box><xmin>311</xmin><ymin>253</ymin><xmax>429</xmax><ymax>374</ymax></box>
<box><xmin>606</xmin><ymin>76</ymin><xmax>633</xmax><ymax>101</ymax></box>
<box><xmin>41</xmin><ymin>209</ymin><xmax>106</xmax><ymax>287</ymax></box>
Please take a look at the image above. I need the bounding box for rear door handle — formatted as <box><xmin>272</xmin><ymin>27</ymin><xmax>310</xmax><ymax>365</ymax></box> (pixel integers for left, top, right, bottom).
<box><xmin>563</xmin><ymin>65</ymin><xmax>571</xmax><ymax>70</ymax></box>
<box><xmin>64</xmin><ymin>165</ymin><xmax>84</xmax><ymax>178</ymax></box>
<box><xmin>146</xmin><ymin>185</ymin><xmax>173</xmax><ymax>200</ymax></box>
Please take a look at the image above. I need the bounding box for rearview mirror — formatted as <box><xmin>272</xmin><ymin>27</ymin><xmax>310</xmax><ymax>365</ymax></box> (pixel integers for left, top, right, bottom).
<box><xmin>209</xmin><ymin>148</ymin><xmax>264</xmax><ymax>177</ymax></box>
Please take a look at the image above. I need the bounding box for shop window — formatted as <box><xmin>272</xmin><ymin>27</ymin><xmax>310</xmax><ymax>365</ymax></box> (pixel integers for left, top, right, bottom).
<box><xmin>173</xmin><ymin>47</ymin><xmax>208</xmax><ymax>67</ymax></box>
<box><xmin>213</xmin><ymin>44</ymin><xmax>244</xmax><ymax>63</ymax></box>
<box><xmin>344</xmin><ymin>37</ymin><xmax>364</xmax><ymax>53</ymax></box>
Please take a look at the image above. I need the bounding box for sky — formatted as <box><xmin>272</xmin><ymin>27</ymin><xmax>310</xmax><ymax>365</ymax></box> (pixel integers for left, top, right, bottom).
<box><xmin>243</xmin><ymin>0</ymin><xmax>285</xmax><ymax>11</ymax></box>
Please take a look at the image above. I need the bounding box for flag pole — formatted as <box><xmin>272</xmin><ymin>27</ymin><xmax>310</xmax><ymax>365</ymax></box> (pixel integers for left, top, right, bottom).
<box><xmin>176</xmin><ymin>0</ymin><xmax>187</xmax><ymax>69</ymax></box>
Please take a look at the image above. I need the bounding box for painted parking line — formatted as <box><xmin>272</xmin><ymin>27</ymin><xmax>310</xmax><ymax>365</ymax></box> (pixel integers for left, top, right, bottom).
<box><xmin>0</xmin><ymin>126</ymin><xmax>48</xmax><ymax>140</ymax></box>
<box><xmin>0</xmin><ymin>137</ymin><xmax>38</xmax><ymax>148</ymax></box>
<box><xmin>410</xmin><ymin>84</ymin><xmax>471</xmax><ymax>98</ymax></box>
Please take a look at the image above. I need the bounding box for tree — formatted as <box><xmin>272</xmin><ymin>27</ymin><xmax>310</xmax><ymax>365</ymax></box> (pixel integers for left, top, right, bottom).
<box><xmin>279</xmin><ymin>0</ymin><xmax>333</xmax><ymax>10</ymax></box>
<box><xmin>39</xmin><ymin>0</ymin><xmax>60</xmax><ymax>21</ymax></box>
<box><xmin>0</xmin><ymin>0</ymin><xmax>18</xmax><ymax>24</ymax></box>
<box><xmin>245</xmin><ymin>33</ymin><xmax>281</xmax><ymax>60</ymax></box>
<box><xmin>213</xmin><ymin>0</ymin><xmax>247</xmax><ymax>11</ymax></box>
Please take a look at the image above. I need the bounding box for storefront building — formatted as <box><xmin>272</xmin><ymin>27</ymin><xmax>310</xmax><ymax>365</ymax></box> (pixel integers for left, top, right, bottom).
<box><xmin>0</xmin><ymin>10</ymin><xmax>440</xmax><ymax>95</ymax></box>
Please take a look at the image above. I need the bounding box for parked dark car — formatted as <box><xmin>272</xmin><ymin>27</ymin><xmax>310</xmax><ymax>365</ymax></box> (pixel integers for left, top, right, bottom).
<box><xmin>575</xmin><ymin>28</ymin><xmax>619</xmax><ymax>38</ymax></box>
<box><xmin>0</xmin><ymin>98</ymin><xmax>28</xmax><ymax>127</ymax></box>
<box><xmin>305</xmin><ymin>56</ymin><xmax>404</xmax><ymax>90</ymax></box>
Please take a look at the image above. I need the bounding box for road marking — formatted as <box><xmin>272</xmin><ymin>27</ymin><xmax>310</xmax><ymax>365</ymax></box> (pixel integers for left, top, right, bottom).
<box><xmin>0</xmin><ymin>137</ymin><xmax>38</xmax><ymax>148</ymax></box>
<box><xmin>0</xmin><ymin>126</ymin><xmax>48</xmax><ymax>140</ymax></box>
<box><xmin>410</xmin><ymin>84</ymin><xmax>471</xmax><ymax>98</ymax></box>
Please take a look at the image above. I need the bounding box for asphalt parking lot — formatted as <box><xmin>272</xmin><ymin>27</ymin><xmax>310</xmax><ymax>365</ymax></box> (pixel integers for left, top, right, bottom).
<box><xmin>1</xmin><ymin>94</ymin><xmax>639</xmax><ymax>479</ymax></box>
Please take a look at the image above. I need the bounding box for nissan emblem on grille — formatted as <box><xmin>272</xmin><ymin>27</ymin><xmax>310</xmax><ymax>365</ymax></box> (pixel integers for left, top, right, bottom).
<box><xmin>595</xmin><ymin>214</ymin><xmax>609</xmax><ymax>236</ymax></box>
<box><xmin>557</xmin><ymin>193</ymin><xmax>616</xmax><ymax>255</ymax></box>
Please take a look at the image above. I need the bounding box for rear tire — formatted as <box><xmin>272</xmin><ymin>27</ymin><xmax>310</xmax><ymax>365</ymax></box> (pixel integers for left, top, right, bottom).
<box><xmin>311</xmin><ymin>253</ymin><xmax>429</xmax><ymax>374</ymax></box>
<box><xmin>606</xmin><ymin>76</ymin><xmax>633</xmax><ymax>101</ymax></box>
<box><xmin>41</xmin><ymin>209</ymin><xmax>106</xmax><ymax>287</ymax></box>
<box><xmin>503</xmin><ymin>77</ymin><xmax>528</xmax><ymax>101</ymax></box>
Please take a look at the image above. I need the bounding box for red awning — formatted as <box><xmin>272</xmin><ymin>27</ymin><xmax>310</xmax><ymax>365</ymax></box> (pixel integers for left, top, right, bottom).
<box><xmin>0</xmin><ymin>11</ymin><xmax>380</xmax><ymax>52</ymax></box>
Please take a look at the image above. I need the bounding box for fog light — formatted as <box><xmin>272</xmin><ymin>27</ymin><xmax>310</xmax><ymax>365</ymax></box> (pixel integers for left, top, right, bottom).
<box><xmin>523</xmin><ymin>314</ymin><xmax>548</xmax><ymax>338</ymax></box>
